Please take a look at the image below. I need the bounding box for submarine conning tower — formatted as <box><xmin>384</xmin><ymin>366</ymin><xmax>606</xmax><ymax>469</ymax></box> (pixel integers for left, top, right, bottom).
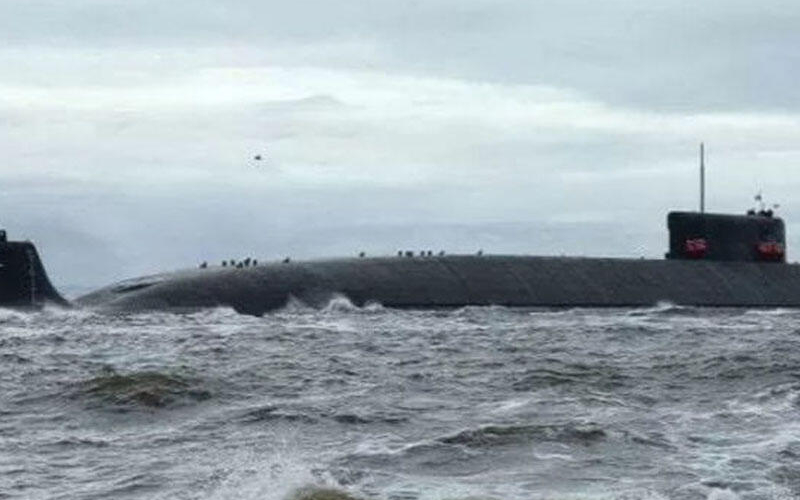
<box><xmin>666</xmin><ymin>211</ymin><xmax>786</xmax><ymax>263</ymax></box>
<box><xmin>0</xmin><ymin>230</ymin><xmax>70</xmax><ymax>308</ymax></box>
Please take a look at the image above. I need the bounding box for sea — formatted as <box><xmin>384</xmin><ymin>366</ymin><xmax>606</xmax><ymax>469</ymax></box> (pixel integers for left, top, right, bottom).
<box><xmin>2</xmin><ymin>299</ymin><xmax>800</xmax><ymax>500</ymax></box>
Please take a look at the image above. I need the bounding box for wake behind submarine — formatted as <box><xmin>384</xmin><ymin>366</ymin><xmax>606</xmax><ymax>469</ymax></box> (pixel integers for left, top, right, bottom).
<box><xmin>7</xmin><ymin>151</ymin><xmax>800</xmax><ymax>315</ymax></box>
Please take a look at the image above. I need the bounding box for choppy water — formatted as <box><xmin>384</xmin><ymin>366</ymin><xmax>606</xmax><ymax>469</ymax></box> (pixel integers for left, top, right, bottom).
<box><xmin>2</xmin><ymin>299</ymin><xmax>800</xmax><ymax>500</ymax></box>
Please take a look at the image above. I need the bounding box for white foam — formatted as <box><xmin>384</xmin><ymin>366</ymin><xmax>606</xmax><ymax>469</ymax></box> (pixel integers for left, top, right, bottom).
<box><xmin>0</xmin><ymin>307</ymin><xmax>35</xmax><ymax>322</ymax></box>
<box><xmin>0</xmin><ymin>304</ymin><xmax>101</xmax><ymax>329</ymax></box>
<box><xmin>362</xmin><ymin>301</ymin><xmax>385</xmax><ymax>312</ymax></box>
<box><xmin>203</xmin><ymin>444</ymin><xmax>343</xmax><ymax>500</ymax></box>
<box><xmin>453</xmin><ymin>304</ymin><xmax>512</xmax><ymax>316</ymax></box>
<box><xmin>321</xmin><ymin>294</ymin><xmax>362</xmax><ymax>314</ymax></box>
<box><xmin>398</xmin><ymin>483</ymin><xmax>675</xmax><ymax>500</ymax></box>
<box><xmin>280</xmin><ymin>295</ymin><xmax>316</xmax><ymax>314</ymax></box>
<box><xmin>488</xmin><ymin>396</ymin><xmax>535</xmax><ymax>415</ymax></box>
<box><xmin>273</xmin><ymin>294</ymin><xmax>385</xmax><ymax>316</ymax></box>
<box><xmin>625</xmin><ymin>301</ymin><xmax>691</xmax><ymax>317</ymax></box>
<box><xmin>352</xmin><ymin>434</ymin><xmax>400</xmax><ymax>456</ymax></box>
<box><xmin>706</xmin><ymin>489</ymin><xmax>740</xmax><ymax>500</ymax></box>
<box><xmin>743</xmin><ymin>308</ymin><xmax>799</xmax><ymax>317</ymax></box>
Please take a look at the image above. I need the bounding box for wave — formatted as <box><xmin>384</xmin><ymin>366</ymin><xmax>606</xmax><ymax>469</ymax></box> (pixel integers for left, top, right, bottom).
<box><xmin>452</xmin><ymin>304</ymin><xmax>513</xmax><ymax>316</ymax></box>
<box><xmin>704</xmin><ymin>489</ymin><xmax>742</xmax><ymax>500</ymax></box>
<box><xmin>330</xmin><ymin>412</ymin><xmax>407</xmax><ymax>425</ymax></box>
<box><xmin>287</xmin><ymin>485</ymin><xmax>689</xmax><ymax>500</ymax></box>
<box><xmin>0</xmin><ymin>353</ymin><xmax>32</xmax><ymax>364</ymax></box>
<box><xmin>276</xmin><ymin>294</ymin><xmax>385</xmax><ymax>315</ymax></box>
<box><xmin>288</xmin><ymin>487</ymin><xmax>364</xmax><ymax>500</ymax></box>
<box><xmin>204</xmin><ymin>444</ymin><xmax>353</xmax><ymax>500</ymax></box>
<box><xmin>238</xmin><ymin>404</ymin><xmax>407</xmax><ymax>426</ymax></box>
<box><xmin>742</xmin><ymin>307</ymin><xmax>800</xmax><ymax>317</ymax></box>
<box><xmin>438</xmin><ymin>422</ymin><xmax>607</xmax><ymax>448</ymax></box>
<box><xmin>625</xmin><ymin>301</ymin><xmax>699</xmax><ymax>317</ymax></box>
<box><xmin>511</xmin><ymin>363</ymin><xmax>629</xmax><ymax>392</ymax></box>
<box><xmin>0</xmin><ymin>308</ymin><xmax>38</xmax><ymax>323</ymax></box>
<box><xmin>78</xmin><ymin>367</ymin><xmax>211</xmax><ymax>410</ymax></box>
<box><xmin>321</xmin><ymin>295</ymin><xmax>368</xmax><ymax>314</ymax></box>
<box><xmin>511</xmin><ymin>367</ymin><xmax>593</xmax><ymax>389</ymax></box>
<box><xmin>0</xmin><ymin>303</ymin><xmax>98</xmax><ymax>325</ymax></box>
<box><xmin>239</xmin><ymin>404</ymin><xmax>318</xmax><ymax>424</ymax></box>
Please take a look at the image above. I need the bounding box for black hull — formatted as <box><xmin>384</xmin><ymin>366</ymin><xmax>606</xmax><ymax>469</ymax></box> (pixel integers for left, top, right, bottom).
<box><xmin>76</xmin><ymin>255</ymin><xmax>800</xmax><ymax>316</ymax></box>
<box><xmin>0</xmin><ymin>242</ymin><xmax>69</xmax><ymax>309</ymax></box>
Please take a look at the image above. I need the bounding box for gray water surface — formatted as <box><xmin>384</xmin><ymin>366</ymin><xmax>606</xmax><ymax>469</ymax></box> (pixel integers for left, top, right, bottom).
<box><xmin>1</xmin><ymin>300</ymin><xmax>799</xmax><ymax>500</ymax></box>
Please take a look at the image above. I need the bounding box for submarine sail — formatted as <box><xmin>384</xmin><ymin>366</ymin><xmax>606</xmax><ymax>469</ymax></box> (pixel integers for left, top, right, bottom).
<box><xmin>0</xmin><ymin>230</ymin><xmax>69</xmax><ymax>309</ymax></box>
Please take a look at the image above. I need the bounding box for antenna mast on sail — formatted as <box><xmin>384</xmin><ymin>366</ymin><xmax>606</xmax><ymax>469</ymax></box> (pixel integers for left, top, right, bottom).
<box><xmin>700</xmin><ymin>142</ymin><xmax>706</xmax><ymax>213</ymax></box>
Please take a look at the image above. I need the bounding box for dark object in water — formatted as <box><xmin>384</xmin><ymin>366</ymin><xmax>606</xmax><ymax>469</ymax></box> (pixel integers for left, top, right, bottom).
<box><xmin>0</xmin><ymin>233</ymin><xmax>68</xmax><ymax>309</ymax></box>
<box><xmin>81</xmin><ymin>368</ymin><xmax>209</xmax><ymax>409</ymax></box>
<box><xmin>0</xmin><ymin>207</ymin><xmax>794</xmax><ymax>314</ymax></box>
<box><xmin>73</xmin><ymin>211</ymin><xmax>800</xmax><ymax>316</ymax></box>
<box><xmin>288</xmin><ymin>488</ymin><xmax>363</xmax><ymax>500</ymax></box>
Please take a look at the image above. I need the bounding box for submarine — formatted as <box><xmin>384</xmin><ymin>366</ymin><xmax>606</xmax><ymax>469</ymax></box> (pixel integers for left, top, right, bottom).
<box><xmin>70</xmin><ymin>207</ymin><xmax>796</xmax><ymax>316</ymax></box>
<box><xmin>7</xmin><ymin>149</ymin><xmax>800</xmax><ymax>316</ymax></box>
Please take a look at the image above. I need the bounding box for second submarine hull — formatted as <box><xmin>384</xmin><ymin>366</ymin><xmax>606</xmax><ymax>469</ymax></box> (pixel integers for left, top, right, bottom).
<box><xmin>76</xmin><ymin>255</ymin><xmax>800</xmax><ymax>315</ymax></box>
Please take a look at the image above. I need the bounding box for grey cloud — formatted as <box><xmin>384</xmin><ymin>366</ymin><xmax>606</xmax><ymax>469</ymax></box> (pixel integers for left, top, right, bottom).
<box><xmin>4</xmin><ymin>1</ymin><xmax>800</xmax><ymax>111</ymax></box>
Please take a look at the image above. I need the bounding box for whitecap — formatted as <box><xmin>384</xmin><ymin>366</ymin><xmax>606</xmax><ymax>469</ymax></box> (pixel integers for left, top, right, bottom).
<box><xmin>706</xmin><ymin>489</ymin><xmax>741</xmax><ymax>500</ymax></box>
<box><xmin>321</xmin><ymin>295</ymin><xmax>362</xmax><ymax>314</ymax></box>
<box><xmin>625</xmin><ymin>301</ymin><xmax>696</xmax><ymax>317</ymax></box>
<box><xmin>203</xmin><ymin>444</ymin><xmax>345</xmax><ymax>500</ymax></box>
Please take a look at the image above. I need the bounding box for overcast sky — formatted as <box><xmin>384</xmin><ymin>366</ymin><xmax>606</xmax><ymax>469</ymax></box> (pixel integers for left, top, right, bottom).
<box><xmin>3</xmin><ymin>0</ymin><xmax>800</xmax><ymax>291</ymax></box>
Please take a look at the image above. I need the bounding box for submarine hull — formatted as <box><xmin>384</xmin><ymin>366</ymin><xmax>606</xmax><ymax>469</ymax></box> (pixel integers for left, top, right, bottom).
<box><xmin>76</xmin><ymin>255</ymin><xmax>800</xmax><ymax>315</ymax></box>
